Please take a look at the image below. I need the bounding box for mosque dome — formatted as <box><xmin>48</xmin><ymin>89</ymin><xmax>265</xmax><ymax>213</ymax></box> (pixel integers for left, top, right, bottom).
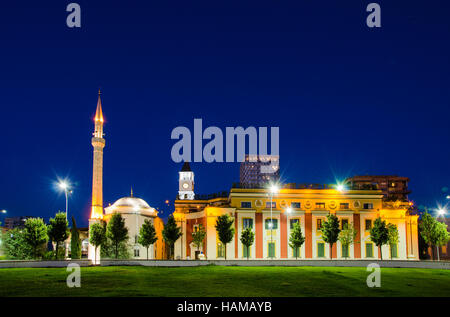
<box><xmin>104</xmin><ymin>196</ymin><xmax>158</xmax><ymax>217</ymax></box>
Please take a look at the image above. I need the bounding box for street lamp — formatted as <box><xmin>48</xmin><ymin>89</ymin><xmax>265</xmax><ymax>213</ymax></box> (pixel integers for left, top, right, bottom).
<box><xmin>268</xmin><ymin>184</ymin><xmax>279</xmax><ymax>259</ymax></box>
<box><xmin>0</xmin><ymin>210</ymin><xmax>6</xmax><ymax>226</ymax></box>
<box><xmin>435</xmin><ymin>207</ymin><xmax>446</xmax><ymax>261</ymax></box>
<box><xmin>58</xmin><ymin>180</ymin><xmax>71</xmax><ymax>219</ymax></box>
<box><xmin>336</xmin><ymin>183</ymin><xmax>345</xmax><ymax>192</ymax></box>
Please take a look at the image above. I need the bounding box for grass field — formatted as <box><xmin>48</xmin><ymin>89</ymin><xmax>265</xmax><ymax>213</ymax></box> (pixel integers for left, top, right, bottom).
<box><xmin>0</xmin><ymin>265</ymin><xmax>449</xmax><ymax>297</ymax></box>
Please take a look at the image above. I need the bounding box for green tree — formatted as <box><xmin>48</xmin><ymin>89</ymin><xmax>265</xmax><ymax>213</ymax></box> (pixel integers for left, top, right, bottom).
<box><xmin>370</xmin><ymin>217</ymin><xmax>389</xmax><ymax>260</ymax></box>
<box><xmin>138</xmin><ymin>219</ymin><xmax>158</xmax><ymax>260</ymax></box>
<box><xmin>321</xmin><ymin>214</ymin><xmax>341</xmax><ymax>259</ymax></box>
<box><xmin>23</xmin><ymin>218</ymin><xmax>49</xmax><ymax>259</ymax></box>
<box><xmin>70</xmin><ymin>216</ymin><xmax>82</xmax><ymax>259</ymax></box>
<box><xmin>419</xmin><ymin>212</ymin><xmax>438</xmax><ymax>260</ymax></box>
<box><xmin>192</xmin><ymin>224</ymin><xmax>207</xmax><ymax>258</ymax></box>
<box><xmin>162</xmin><ymin>215</ymin><xmax>182</xmax><ymax>260</ymax></box>
<box><xmin>1</xmin><ymin>228</ymin><xmax>33</xmax><ymax>259</ymax></box>
<box><xmin>338</xmin><ymin>223</ymin><xmax>357</xmax><ymax>259</ymax></box>
<box><xmin>215</xmin><ymin>214</ymin><xmax>235</xmax><ymax>260</ymax></box>
<box><xmin>48</xmin><ymin>212</ymin><xmax>70</xmax><ymax>259</ymax></box>
<box><xmin>106</xmin><ymin>213</ymin><xmax>129</xmax><ymax>259</ymax></box>
<box><xmin>89</xmin><ymin>222</ymin><xmax>106</xmax><ymax>264</ymax></box>
<box><xmin>387</xmin><ymin>223</ymin><xmax>399</xmax><ymax>259</ymax></box>
<box><xmin>289</xmin><ymin>222</ymin><xmax>305</xmax><ymax>259</ymax></box>
<box><xmin>240</xmin><ymin>227</ymin><xmax>255</xmax><ymax>260</ymax></box>
<box><xmin>434</xmin><ymin>221</ymin><xmax>450</xmax><ymax>261</ymax></box>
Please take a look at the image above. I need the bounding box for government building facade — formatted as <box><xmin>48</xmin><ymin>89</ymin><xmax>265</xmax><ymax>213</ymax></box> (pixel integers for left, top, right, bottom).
<box><xmin>173</xmin><ymin>164</ymin><xmax>419</xmax><ymax>260</ymax></box>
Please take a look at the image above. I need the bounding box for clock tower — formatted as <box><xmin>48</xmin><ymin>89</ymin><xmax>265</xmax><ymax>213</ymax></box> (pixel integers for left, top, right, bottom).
<box><xmin>179</xmin><ymin>162</ymin><xmax>195</xmax><ymax>200</ymax></box>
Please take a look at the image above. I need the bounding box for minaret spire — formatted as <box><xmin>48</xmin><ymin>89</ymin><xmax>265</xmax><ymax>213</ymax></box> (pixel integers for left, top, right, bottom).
<box><xmin>90</xmin><ymin>90</ymin><xmax>106</xmax><ymax>220</ymax></box>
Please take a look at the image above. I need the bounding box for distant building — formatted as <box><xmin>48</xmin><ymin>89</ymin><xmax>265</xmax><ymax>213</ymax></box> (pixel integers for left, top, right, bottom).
<box><xmin>239</xmin><ymin>155</ymin><xmax>280</xmax><ymax>188</ymax></box>
<box><xmin>346</xmin><ymin>175</ymin><xmax>410</xmax><ymax>201</ymax></box>
<box><xmin>3</xmin><ymin>216</ymin><xmax>32</xmax><ymax>229</ymax></box>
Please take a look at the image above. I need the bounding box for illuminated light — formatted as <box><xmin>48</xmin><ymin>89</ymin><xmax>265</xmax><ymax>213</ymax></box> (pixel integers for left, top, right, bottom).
<box><xmin>286</xmin><ymin>207</ymin><xmax>292</xmax><ymax>214</ymax></box>
<box><xmin>268</xmin><ymin>222</ymin><xmax>273</xmax><ymax>228</ymax></box>
<box><xmin>270</xmin><ymin>184</ymin><xmax>279</xmax><ymax>194</ymax></box>
<box><xmin>447</xmin><ymin>196</ymin><xmax>450</xmax><ymax>199</ymax></box>
<box><xmin>438</xmin><ymin>208</ymin><xmax>446</xmax><ymax>216</ymax></box>
<box><xmin>1</xmin><ymin>210</ymin><xmax>6</xmax><ymax>214</ymax></box>
<box><xmin>409</xmin><ymin>202</ymin><xmax>413</xmax><ymax>206</ymax></box>
<box><xmin>165</xmin><ymin>200</ymin><xmax>169</xmax><ymax>204</ymax></box>
<box><xmin>336</xmin><ymin>183</ymin><xmax>346</xmax><ymax>192</ymax></box>
<box><xmin>58</xmin><ymin>181</ymin><xmax>68</xmax><ymax>190</ymax></box>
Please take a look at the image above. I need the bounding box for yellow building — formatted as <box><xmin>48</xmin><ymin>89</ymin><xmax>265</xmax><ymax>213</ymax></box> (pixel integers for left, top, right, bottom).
<box><xmin>173</xmin><ymin>165</ymin><xmax>419</xmax><ymax>260</ymax></box>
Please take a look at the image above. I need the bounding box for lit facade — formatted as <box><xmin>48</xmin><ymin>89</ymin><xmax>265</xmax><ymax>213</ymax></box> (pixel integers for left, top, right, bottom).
<box><xmin>174</xmin><ymin>181</ymin><xmax>419</xmax><ymax>260</ymax></box>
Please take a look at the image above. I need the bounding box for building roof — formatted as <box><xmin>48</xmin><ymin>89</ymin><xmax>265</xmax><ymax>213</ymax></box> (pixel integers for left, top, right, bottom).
<box><xmin>181</xmin><ymin>162</ymin><xmax>192</xmax><ymax>172</ymax></box>
<box><xmin>105</xmin><ymin>196</ymin><xmax>158</xmax><ymax>217</ymax></box>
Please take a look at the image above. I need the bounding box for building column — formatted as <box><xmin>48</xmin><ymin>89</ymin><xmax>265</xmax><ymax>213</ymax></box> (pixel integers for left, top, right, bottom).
<box><xmin>235</xmin><ymin>212</ymin><xmax>239</xmax><ymax>259</ymax></box>
<box><xmin>353</xmin><ymin>213</ymin><xmax>361</xmax><ymax>258</ymax></box>
<box><xmin>280</xmin><ymin>211</ymin><xmax>287</xmax><ymax>258</ymax></box>
<box><xmin>255</xmin><ymin>212</ymin><xmax>263</xmax><ymax>258</ymax></box>
<box><xmin>186</xmin><ymin>219</ymin><xmax>192</xmax><ymax>259</ymax></box>
<box><xmin>305</xmin><ymin>212</ymin><xmax>312</xmax><ymax>258</ymax></box>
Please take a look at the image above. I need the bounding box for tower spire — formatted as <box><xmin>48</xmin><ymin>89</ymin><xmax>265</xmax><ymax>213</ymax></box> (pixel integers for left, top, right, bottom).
<box><xmin>94</xmin><ymin>90</ymin><xmax>104</xmax><ymax>123</ymax></box>
<box><xmin>130</xmin><ymin>186</ymin><xmax>133</xmax><ymax>198</ymax></box>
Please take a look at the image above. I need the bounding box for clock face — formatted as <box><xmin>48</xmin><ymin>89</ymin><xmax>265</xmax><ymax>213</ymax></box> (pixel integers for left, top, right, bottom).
<box><xmin>182</xmin><ymin>182</ymin><xmax>189</xmax><ymax>189</ymax></box>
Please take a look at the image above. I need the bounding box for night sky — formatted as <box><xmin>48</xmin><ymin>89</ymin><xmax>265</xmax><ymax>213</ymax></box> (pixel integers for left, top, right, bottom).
<box><xmin>0</xmin><ymin>1</ymin><xmax>449</xmax><ymax>227</ymax></box>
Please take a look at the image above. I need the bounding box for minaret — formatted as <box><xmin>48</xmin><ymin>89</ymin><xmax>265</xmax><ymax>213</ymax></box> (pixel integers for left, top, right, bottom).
<box><xmin>91</xmin><ymin>90</ymin><xmax>105</xmax><ymax>219</ymax></box>
<box><xmin>88</xmin><ymin>90</ymin><xmax>105</xmax><ymax>264</ymax></box>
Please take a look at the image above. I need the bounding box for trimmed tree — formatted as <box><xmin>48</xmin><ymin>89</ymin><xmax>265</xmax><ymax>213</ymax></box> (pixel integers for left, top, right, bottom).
<box><xmin>370</xmin><ymin>217</ymin><xmax>389</xmax><ymax>260</ymax></box>
<box><xmin>289</xmin><ymin>222</ymin><xmax>305</xmax><ymax>259</ymax></box>
<box><xmin>138</xmin><ymin>219</ymin><xmax>158</xmax><ymax>260</ymax></box>
<box><xmin>89</xmin><ymin>222</ymin><xmax>106</xmax><ymax>264</ymax></box>
<box><xmin>23</xmin><ymin>218</ymin><xmax>49</xmax><ymax>259</ymax></box>
<box><xmin>240</xmin><ymin>227</ymin><xmax>255</xmax><ymax>260</ymax></box>
<box><xmin>419</xmin><ymin>212</ymin><xmax>437</xmax><ymax>260</ymax></box>
<box><xmin>162</xmin><ymin>215</ymin><xmax>182</xmax><ymax>260</ymax></box>
<box><xmin>321</xmin><ymin>214</ymin><xmax>341</xmax><ymax>259</ymax></box>
<box><xmin>106</xmin><ymin>213</ymin><xmax>129</xmax><ymax>259</ymax></box>
<box><xmin>387</xmin><ymin>223</ymin><xmax>399</xmax><ymax>259</ymax></box>
<box><xmin>192</xmin><ymin>224</ymin><xmax>207</xmax><ymax>258</ymax></box>
<box><xmin>48</xmin><ymin>212</ymin><xmax>70</xmax><ymax>259</ymax></box>
<box><xmin>338</xmin><ymin>223</ymin><xmax>357</xmax><ymax>259</ymax></box>
<box><xmin>215</xmin><ymin>214</ymin><xmax>235</xmax><ymax>260</ymax></box>
<box><xmin>434</xmin><ymin>221</ymin><xmax>450</xmax><ymax>261</ymax></box>
<box><xmin>1</xmin><ymin>228</ymin><xmax>33</xmax><ymax>259</ymax></box>
<box><xmin>70</xmin><ymin>216</ymin><xmax>82</xmax><ymax>259</ymax></box>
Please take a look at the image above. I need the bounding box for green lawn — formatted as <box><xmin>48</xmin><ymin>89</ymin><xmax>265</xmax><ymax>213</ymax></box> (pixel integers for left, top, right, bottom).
<box><xmin>0</xmin><ymin>265</ymin><xmax>449</xmax><ymax>297</ymax></box>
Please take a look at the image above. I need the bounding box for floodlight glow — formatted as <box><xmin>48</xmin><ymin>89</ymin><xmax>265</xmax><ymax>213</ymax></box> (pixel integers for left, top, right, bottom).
<box><xmin>1</xmin><ymin>210</ymin><xmax>6</xmax><ymax>214</ymax></box>
<box><xmin>336</xmin><ymin>183</ymin><xmax>345</xmax><ymax>192</ymax></box>
<box><xmin>270</xmin><ymin>184</ymin><xmax>279</xmax><ymax>194</ymax></box>
<box><xmin>438</xmin><ymin>208</ymin><xmax>446</xmax><ymax>216</ymax></box>
<box><xmin>286</xmin><ymin>207</ymin><xmax>292</xmax><ymax>214</ymax></box>
<box><xmin>268</xmin><ymin>222</ymin><xmax>273</xmax><ymax>228</ymax></box>
<box><xmin>58</xmin><ymin>181</ymin><xmax>68</xmax><ymax>190</ymax></box>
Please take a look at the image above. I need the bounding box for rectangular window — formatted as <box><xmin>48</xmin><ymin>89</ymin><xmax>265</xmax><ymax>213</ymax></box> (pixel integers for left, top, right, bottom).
<box><xmin>340</xmin><ymin>203</ymin><xmax>349</xmax><ymax>209</ymax></box>
<box><xmin>241</xmin><ymin>201</ymin><xmax>251</xmax><ymax>209</ymax></box>
<box><xmin>390</xmin><ymin>244</ymin><xmax>398</xmax><ymax>258</ymax></box>
<box><xmin>291</xmin><ymin>202</ymin><xmax>301</xmax><ymax>209</ymax></box>
<box><xmin>265</xmin><ymin>219</ymin><xmax>278</xmax><ymax>230</ymax></box>
<box><xmin>134</xmin><ymin>249</ymin><xmax>140</xmax><ymax>257</ymax></box>
<box><xmin>317</xmin><ymin>218</ymin><xmax>323</xmax><ymax>230</ymax></box>
<box><xmin>290</xmin><ymin>218</ymin><xmax>300</xmax><ymax>229</ymax></box>
<box><xmin>317</xmin><ymin>243</ymin><xmax>325</xmax><ymax>258</ymax></box>
<box><xmin>217</xmin><ymin>242</ymin><xmax>225</xmax><ymax>258</ymax></box>
<box><xmin>342</xmin><ymin>244</ymin><xmax>349</xmax><ymax>258</ymax></box>
<box><xmin>243</xmin><ymin>218</ymin><xmax>253</xmax><ymax>229</ymax></box>
<box><xmin>363</xmin><ymin>203</ymin><xmax>374</xmax><ymax>210</ymax></box>
<box><xmin>266</xmin><ymin>201</ymin><xmax>276</xmax><ymax>209</ymax></box>
<box><xmin>315</xmin><ymin>202</ymin><xmax>326</xmax><ymax>209</ymax></box>
<box><xmin>365</xmin><ymin>219</ymin><xmax>372</xmax><ymax>231</ymax></box>
<box><xmin>341</xmin><ymin>219</ymin><xmax>349</xmax><ymax>230</ymax></box>
<box><xmin>268</xmin><ymin>242</ymin><xmax>275</xmax><ymax>258</ymax></box>
<box><xmin>366</xmin><ymin>243</ymin><xmax>373</xmax><ymax>258</ymax></box>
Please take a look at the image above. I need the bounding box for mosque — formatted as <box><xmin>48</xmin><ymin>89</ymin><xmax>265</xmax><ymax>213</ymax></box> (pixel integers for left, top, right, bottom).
<box><xmin>87</xmin><ymin>92</ymin><xmax>165</xmax><ymax>262</ymax></box>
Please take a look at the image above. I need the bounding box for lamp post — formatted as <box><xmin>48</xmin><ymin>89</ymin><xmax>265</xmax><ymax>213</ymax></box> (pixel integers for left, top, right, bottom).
<box><xmin>58</xmin><ymin>181</ymin><xmax>71</xmax><ymax>220</ymax></box>
<box><xmin>1</xmin><ymin>209</ymin><xmax>6</xmax><ymax>226</ymax></box>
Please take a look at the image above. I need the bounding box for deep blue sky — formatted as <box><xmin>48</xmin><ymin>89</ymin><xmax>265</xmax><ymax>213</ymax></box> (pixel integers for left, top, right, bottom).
<box><xmin>1</xmin><ymin>1</ymin><xmax>449</xmax><ymax>227</ymax></box>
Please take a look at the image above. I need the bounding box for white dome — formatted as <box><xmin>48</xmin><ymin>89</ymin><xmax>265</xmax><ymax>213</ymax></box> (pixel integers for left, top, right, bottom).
<box><xmin>105</xmin><ymin>196</ymin><xmax>157</xmax><ymax>217</ymax></box>
<box><xmin>111</xmin><ymin>197</ymin><xmax>151</xmax><ymax>209</ymax></box>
